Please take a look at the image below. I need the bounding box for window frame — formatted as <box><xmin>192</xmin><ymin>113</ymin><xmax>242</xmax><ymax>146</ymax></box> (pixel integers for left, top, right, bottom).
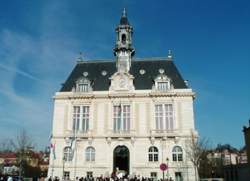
<box><xmin>172</xmin><ymin>146</ymin><xmax>183</xmax><ymax>162</ymax></box>
<box><xmin>85</xmin><ymin>146</ymin><xmax>95</xmax><ymax>162</ymax></box>
<box><xmin>75</xmin><ymin>77</ymin><xmax>92</xmax><ymax>92</ymax></box>
<box><xmin>153</xmin><ymin>74</ymin><xmax>171</xmax><ymax>92</ymax></box>
<box><xmin>113</xmin><ymin>104</ymin><xmax>131</xmax><ymax>132</ymax></box>
<box><xmin>148</xmin><ymin>146</ymin><xmax>159</xmax><ymax>162</ymax></box>
<box><xmin>63</xmin><ymin>147</ymin><xmax>73</xmax><ymax>162</ymax></box>
<box><xmin>155</xmin><ymin>103</ymin><xmax>174</xmax><ymax>130</ymax></box>
<box><xmin>72</xmin><ymin>105</ymin><xmax>90</xmax><ymax>132</ymax></box>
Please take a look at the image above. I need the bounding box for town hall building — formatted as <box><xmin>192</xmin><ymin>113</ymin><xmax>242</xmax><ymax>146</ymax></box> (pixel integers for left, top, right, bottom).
<box><xmin>48</xmin><ymin>9</ymin><xmax>197</xmax><ymax>181</ymax></box>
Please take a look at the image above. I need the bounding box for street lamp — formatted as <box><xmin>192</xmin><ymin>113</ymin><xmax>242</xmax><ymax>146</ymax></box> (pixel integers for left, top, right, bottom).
<box><xmin>166</xmin><ymin>157</ymin><xmax>169</xmax><ymax>179</ymax></box>
<box><xmin>62</xmin><ymin>155</ymin><xmax>65</xmax><ymax>180</ymax></box>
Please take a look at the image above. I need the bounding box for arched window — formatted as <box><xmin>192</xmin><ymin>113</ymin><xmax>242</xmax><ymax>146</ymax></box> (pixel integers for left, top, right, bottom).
<box><xmin>122</xmin><ymin>34</ymin><xmax>126</xmax><ymax>44</ymax></box>
<box><xmin>172</xmin><ymin>146</ymin><xmax>183</xmax><ymax>162</ymax></box>
<box><xmin>148</xmin><ymin>146</ymin><xmax>158</xmax><ymax>162</ymax></box>
<box><xmin>85</xmin><ymin>147</ymin><xmax>95</xmax><ymax>161</ymax></box>
<box><xmin>63</xmin><ymin>147</ymin><xmax>73</xmax><ymax>162</ymax></box>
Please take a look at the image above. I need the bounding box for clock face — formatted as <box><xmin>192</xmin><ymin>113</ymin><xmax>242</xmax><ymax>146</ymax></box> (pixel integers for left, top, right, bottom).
<box><xmin>119</xmin><ymin>78</ymin><xmax>126</xmax><ymax>88</ymax></box>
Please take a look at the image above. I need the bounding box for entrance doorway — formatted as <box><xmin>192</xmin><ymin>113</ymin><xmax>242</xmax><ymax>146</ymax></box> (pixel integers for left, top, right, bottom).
<box><xmin>113</xmin><ymin>146</ymin><xmax>129</xmax><ymax>175</ymax></box>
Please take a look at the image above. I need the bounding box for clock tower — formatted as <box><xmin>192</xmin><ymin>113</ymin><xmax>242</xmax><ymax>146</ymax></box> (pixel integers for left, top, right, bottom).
<box><xmin>114</xmin><ymin>8</ymin><xmax>135</xmax><ymax>73</ymax></box>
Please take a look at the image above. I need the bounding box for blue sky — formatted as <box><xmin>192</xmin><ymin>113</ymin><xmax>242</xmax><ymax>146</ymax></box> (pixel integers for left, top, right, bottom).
<box><xmin>0</xmin><ymin>0</ymin><xmax>249</xmax><ymax>150</ymax></box>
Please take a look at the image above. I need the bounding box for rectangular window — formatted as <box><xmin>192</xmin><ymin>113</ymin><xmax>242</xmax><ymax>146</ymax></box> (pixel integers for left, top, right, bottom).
<box><xmin>73</xmin><ymin>106</ymin><xmax>80</xmax><ymax>131</ymax></box>
<box><xmin>63</xmin><ymin>171</ymin><xmax>70</xmax><ymax>180</ymax></box>
<box><xmin>157</xmin><ymin>82</ymin><xmax>168</xmax><ymax>91</ymax></box>
<box><xmin>155</xmin><ymin>105</ymin><xmax>163</xmax><ymax>130</ymax></box>
<box><xmin>87</xmin><ymin>172</ymin><xmax>93</xmax><ymax>178</ymax></box>
<box><xmin>150</xmin><ymin>172</ymin><xmax>157</xmax><ymax>180</ymax></box>
<box><xmin>175</xmin><ymin>172</ymin><xmax>182</xmax><ymax>181</ymax></box>
<box><xmin>72</xmin><ymin>106</ymin><xmax>90</xmax><ymax>132</ymax></box>
<box><xmin>82</xmin><ymin>106</ymin><xmax>89</xmax><ymax>132</ymax></box>
<box><xmin>113</xmin><ymin>105</ymin><xmax>130</xmax><ymax>132</ymax></box>
<box><xmin>78</xmin><ymin>83</ymin><xmax>89</xmax><ymax>92</ymax></box>
<box><xmin>155</xmin><ymin>104</ymin><xmax>174</xmax><ymax>130</ymax></box>
<box><xmin>165</xmin><ymin>104</ymin><xmax>173</xmax><ymax>130</ymax></box>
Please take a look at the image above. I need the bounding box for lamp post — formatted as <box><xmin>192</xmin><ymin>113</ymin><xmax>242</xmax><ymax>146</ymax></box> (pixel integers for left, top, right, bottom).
<box><xmin>166</xmin><ymin>158</ymin><xmax>169</xmax><ymax>179</ymax></box>
<box><xmin>62</xmin><ymin>155</ymin><xmax>65</xmax><ymax>180</ymax></box>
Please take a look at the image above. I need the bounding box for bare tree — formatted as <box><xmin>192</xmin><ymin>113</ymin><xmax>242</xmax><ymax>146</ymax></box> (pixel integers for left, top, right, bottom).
<box><xmin>0</xmin><ymin>139</ymin><xmax>13</xmax><ymax>153</ymax></box>
<box><xmin>185</xmin><ymin>133</ymin><xmax>210</xmax><ymax>181</ymax></box>
<box><xmin>11</xmin><ymin>129</ymin><xmax>34</xmax><ymax>177</ymax></box>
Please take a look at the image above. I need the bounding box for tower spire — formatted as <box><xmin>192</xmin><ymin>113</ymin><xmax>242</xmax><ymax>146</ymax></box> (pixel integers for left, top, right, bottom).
<box><xmin>122</xmin><ymin>8</ymin><xmax>127</xmax><ymax>17</ymax></box>
<box><xmin>114</xmin><ymin>9</ymin><xmax>135</xmax><ymax>73</ymax></box>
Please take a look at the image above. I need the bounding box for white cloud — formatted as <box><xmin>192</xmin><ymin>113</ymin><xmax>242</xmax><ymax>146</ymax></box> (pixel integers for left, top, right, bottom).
<box><xmin>0</xmin><ymin>8</ymin><xmax>78</xmax><ymax>148</ymax></box>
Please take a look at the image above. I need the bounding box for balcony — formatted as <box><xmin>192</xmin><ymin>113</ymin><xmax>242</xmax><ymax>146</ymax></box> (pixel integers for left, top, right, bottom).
<box><xmin>150</xmin><ymin>129</ymin><xmax>179</xmax><ymax>138</ymax></box>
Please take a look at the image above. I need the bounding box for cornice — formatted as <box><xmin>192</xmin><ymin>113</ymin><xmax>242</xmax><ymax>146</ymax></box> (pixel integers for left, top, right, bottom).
<box><xmin>53</xmin><ymin>90</ymin><xmax>195</xmax><ymax>100</ymax></box>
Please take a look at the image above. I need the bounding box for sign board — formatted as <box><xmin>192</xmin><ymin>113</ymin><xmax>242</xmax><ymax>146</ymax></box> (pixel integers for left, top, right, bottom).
<box><xmin>160</xmin><ymin>163</ymin><xmax>168</xmax><ymax>171</ymax></box>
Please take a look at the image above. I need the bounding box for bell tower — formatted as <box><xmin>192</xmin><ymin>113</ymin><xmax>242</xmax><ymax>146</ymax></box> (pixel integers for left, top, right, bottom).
<box><xmin>113</xmin><ymin>8</ymin><xmax>135</xmax><ymax>73</ymax></box>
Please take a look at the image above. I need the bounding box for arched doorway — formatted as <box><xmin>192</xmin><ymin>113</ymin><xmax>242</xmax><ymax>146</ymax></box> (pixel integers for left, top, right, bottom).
<box><xmin>113</xmin><ymin>146</ymin><xmax>129</xmax><ymax>174</ymax></box>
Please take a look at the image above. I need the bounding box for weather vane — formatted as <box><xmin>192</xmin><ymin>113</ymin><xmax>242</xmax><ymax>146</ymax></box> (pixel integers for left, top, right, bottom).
<box><xmin>78</xmin><ymin>51</ymin><xmax>84</xmax><ymax>61</ymax></box>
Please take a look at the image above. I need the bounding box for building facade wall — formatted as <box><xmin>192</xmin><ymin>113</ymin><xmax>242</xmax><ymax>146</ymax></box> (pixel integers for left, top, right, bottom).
<box><xmin>48</xmin><ymin>90</ymin><xmax>196</xmax><ymax>180</ymax></box>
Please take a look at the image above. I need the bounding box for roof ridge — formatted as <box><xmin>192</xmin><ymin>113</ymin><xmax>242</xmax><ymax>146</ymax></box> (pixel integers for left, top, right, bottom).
<box><xmin>77</xmin><ymin>57</ymin><xmax>170</xmax><ymax>64</ymax></box>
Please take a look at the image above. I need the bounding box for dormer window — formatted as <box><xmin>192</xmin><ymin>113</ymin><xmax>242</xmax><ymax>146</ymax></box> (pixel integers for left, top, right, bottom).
<box><xmin>78</xmin><ymin>83</ymin><xmax>89</xmax><ymax>92</ymax></box>
<box><xmin>157</xmin><ymin>81</ymin><xmax>168</xmax><ymax>91</ymax></box>
<box><xmin>153</xmin><ymin>74</ymin><xmax>171</xmax><ymax>92</ymax></box>
<box><xmin>74</xmin><ymin>77</ymin><xmax>92</xmax><ymax>92</ymax></box>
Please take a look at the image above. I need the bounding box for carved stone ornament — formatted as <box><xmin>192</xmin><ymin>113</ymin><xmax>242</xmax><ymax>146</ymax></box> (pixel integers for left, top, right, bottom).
<box><xmin>106</xmin><ymin>137</ymin><xmax>112</xmax><ymax>144</ymax></box>
<box><xmin>131</xmin><ymin>137</ymin><xmax>135</xmax><ymax>145</ymax></box>
<box><xmin>109</xmin><ymin>72</ymin><xmax>135</xmax><ymax>92</ymax></box>
<box><xmin>65</xmin><ymin>137</ymin><xmax>72</xmax><ymax>146</ymax></box>
<box><xmin>150</xmin><ymin>137</ymin><xmax>155</xmax><ymax>145</ymax></box>
<box><xmin>88</xmin><ymin>137</ymin><xmax>93</xmax><ymax>145</ymax></box>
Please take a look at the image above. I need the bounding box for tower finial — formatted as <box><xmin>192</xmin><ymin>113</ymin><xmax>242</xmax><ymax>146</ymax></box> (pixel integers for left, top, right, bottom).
<box><xmin>122</xmin><ymin>8</ymin><xmax>127</xmax><ymax>17</ymax></box>
<box><xmin>167</xmin><ymin>49</ymin><xmax>173</xmax><ymax>60</ymax></box>
<box><xmin>77</xmin><ymin>51</ymin><xmax>84</xmax><ymax>61</ymax></box>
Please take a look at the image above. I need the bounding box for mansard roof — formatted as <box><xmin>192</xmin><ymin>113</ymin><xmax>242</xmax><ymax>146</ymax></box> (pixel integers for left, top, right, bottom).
<box><xmin>60</xmin><ymin>58</ymin><xmax>188</xmax><ymax>92</ymax></box>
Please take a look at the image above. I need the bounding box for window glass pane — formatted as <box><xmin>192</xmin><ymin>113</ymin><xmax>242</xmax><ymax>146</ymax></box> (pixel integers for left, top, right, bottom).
<box><xmin>82</xmin><ymin>106</ymin><xmax>89</xmax><ymax>131</ymax></box>
<box><xmin>155</xmin><ymin>105</ymin><xmax>163</xmax><ymax>130</ymax></box>
<box><xmin>64</xmin><ymin>147</ymin><xmax>72</xmax><ymax>162</ymax></box>
<box><xmin>73</xmin><ymin>106</ymin><xmax>80</xmax><ymax>131</ymax></box>
<box><xmin>86</xmin><ymin>147</ymin><xmax>95</xmax><ymax>162</ymax></box>
<box><xmin>78</xmin><ymin>83</ymin><xmax>89</xmax><ymax>92</ymax></box>
<box><xmin>149</xmin><ymin>154</ymin><xmax>153</xmax><ymax>161</ymax></box>
<box><xmin>165</xmin><ymin>104</ymin><xmax>173</xmax><ymax>130</ymax></box>
<box><xmin>154</xmin><ymin>154</ymin><xmax>158</xmax><ymax>161</ymax></box>
<box><xmin>173</xmin><ymin>154</ymin><xmax>177</xmax><ymax>161</ymax></box>
<box><xmin>157</xmin><ymin>82</ymin><xmax>168</xmax><ymax>91</ymax></box>
<box><xmin>178</xmin><ymin>154</ymin><xmax>183</xmax><ymax>161</ymax></box>
<box><xmin>113</xmin><ymin>105</ymin><xmax>130</xmax><ymax>131</ymax></box>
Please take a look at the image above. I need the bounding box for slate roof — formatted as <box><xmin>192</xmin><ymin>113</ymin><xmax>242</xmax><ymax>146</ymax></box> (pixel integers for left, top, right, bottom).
<box><xmin>120</xmin><ymin>16</ymin><xmax>129</xmax><ymax>25</ymax></box>
<box><xmin>60</xmin><ymin>58</ymin><xmax>188</xmax><ymax>92</ymax></box>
